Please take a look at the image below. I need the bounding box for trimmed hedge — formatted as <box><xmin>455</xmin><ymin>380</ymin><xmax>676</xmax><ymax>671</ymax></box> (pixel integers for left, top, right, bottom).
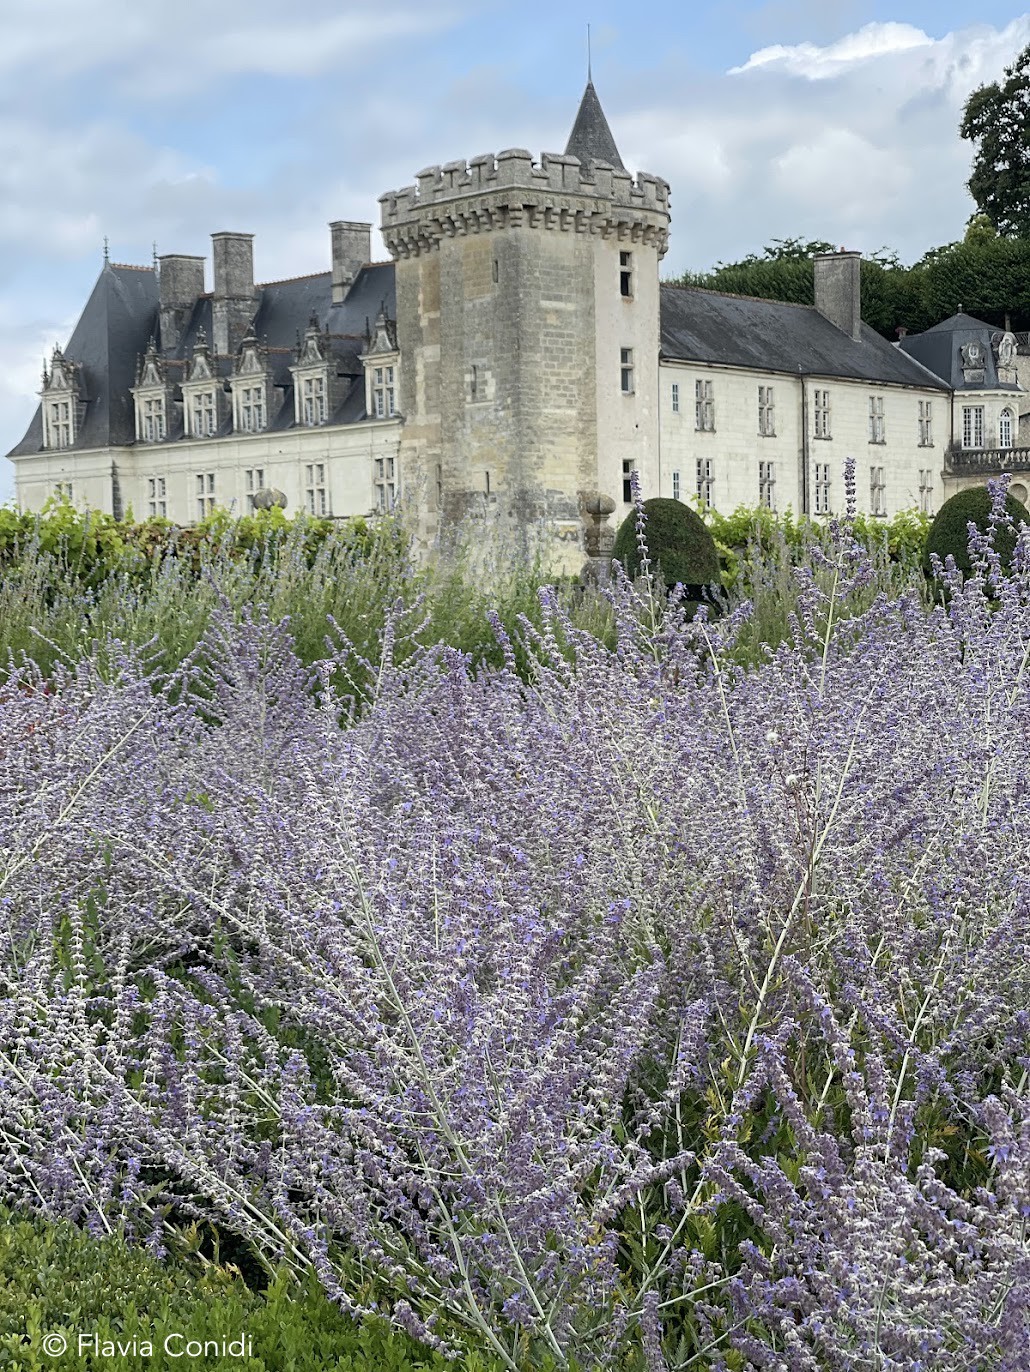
<box><xmin>924</xmin><ymin>485</ymin><xmax>1029</xmax><ymax>576</ymax></box>
<box><xmin>611</xmin><ymin>498</ymin><xmax>721</xmax><ymax>591</ymax></box>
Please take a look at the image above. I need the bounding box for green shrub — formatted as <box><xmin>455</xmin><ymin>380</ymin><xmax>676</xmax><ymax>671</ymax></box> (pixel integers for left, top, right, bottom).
<box><xmin>924</xmin><ymin>485</ymin><xmax>1029</xmax><ymax>576</ymax></box>
<box><xmin>611</xmin><ymin>498</ymin><xmax>720</xmax><ymax>591</ymax></box>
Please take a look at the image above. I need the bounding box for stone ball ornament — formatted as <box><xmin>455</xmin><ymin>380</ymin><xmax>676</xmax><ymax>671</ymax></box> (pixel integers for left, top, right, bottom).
<box><xmin>251</xmin><ymin>488</ymin><xmax>288</xmax><ymax>510</ymax></box>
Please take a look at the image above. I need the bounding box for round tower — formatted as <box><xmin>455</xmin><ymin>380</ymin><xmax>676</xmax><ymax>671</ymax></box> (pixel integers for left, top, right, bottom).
<box><xmin>378</xmin><ymin>83</ymin><xmax>670</xmax><ymax>557</ymax></box>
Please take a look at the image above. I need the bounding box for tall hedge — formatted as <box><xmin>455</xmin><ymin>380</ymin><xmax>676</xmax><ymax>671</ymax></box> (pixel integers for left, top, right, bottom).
<box><xmin>612</xmin><ymin>498</ymin><xmax>721</xmax><ymax>591</ymax></box>
<box><xmin>924</xmin><ymin>485</ymin><xmax>1029</xmax><ymax>576</ymax></box>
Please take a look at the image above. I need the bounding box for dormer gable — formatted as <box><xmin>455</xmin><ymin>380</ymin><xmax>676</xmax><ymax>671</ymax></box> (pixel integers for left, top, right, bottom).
<box><xmin>228</xmin><ymin>329</ymin><xmax>274</xmax><ymax>434</ymax></box>
<box><xmin>41</xmin><ymin>345</ymin><xmax>83</xmax><ymax>449</ymax></box>
<box><xmin>131</xmin><ymin>337</ymin><xmax>174</xmax><ymax>443</ymax></box>
<box><xmin>360</xmin><ymin>306</ymin><xmax>401</xmax><ymax>420</ymax></box>
<box><xmin>182</xmin><ymin>328</ymin><xmax>225</xmax><ymax>438</ymax></box>
<box><xmin>289</xmin><ymin>314</ymin><xmax>337</xmax><ymax>427</ymax></box>
<box><xmin>186</xmin><ymin>326</ymin><xmax>215</xmax><ymax>382</ymax></box>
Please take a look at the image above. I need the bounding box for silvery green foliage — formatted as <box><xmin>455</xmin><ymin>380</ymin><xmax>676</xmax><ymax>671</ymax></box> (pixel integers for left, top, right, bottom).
<box><xmin>1</xmin><ymin>485</ymin><xmax>1029</xmax><ymax>1368</ymax></box>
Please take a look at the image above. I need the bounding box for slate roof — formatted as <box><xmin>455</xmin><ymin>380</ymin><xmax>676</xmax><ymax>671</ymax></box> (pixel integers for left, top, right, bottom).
<box><xmin>896</xmin><ymin>312</ymin><xmax>1021</xmax><ymax>392</ymax></box>
<box><xmin>8</xmin><ymin>261</ymin><xmax>398</xmax><ymax>455</ymax></box>
<box><xmin>9</xmin><ymin>263</ymin><xmax>160</xmax><ymax>456</ymax></box>
<box><xmin>564</xmin><ymin>80</ymin><xmax>625</xmax><ymax>171</ymax></box>
<box><xmin>659</xmin><ymin>285</ymin><xmax>951</xmax><ymax>391</ymax></box>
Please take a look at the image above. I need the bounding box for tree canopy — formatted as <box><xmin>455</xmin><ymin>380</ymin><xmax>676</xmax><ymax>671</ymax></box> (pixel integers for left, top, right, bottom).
<box><xmin>960</xmin><ymin>43</ymin><xmax>1030</xmax><ymax>238</ymax></box>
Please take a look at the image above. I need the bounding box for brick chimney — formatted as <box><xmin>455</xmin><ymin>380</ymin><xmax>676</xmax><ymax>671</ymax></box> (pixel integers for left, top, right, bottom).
<box><xmin>158</xmin><ymin>254</ymin><xmax>205</xmax><ymax>353</ymax></box>
<box><xmin>330</xmin><ymin>221</ymin><xmax>371</xmax><ymax>304</ymax></box>
<box><xmin>211</xmin><ymin>232</ymin><xmax>255</xmax><ymax>357</ymax></box>
<box><xmin>813</xmin><ymin>250</ymin><xmax>862</xmax><ymax>342</ymax></box>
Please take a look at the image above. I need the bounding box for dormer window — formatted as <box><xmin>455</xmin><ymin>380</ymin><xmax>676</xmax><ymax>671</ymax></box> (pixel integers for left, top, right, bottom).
<box><xmin>230</xmin><ymin>332</ymin><xmax>272</xmax><ymax>436</ymax></box>
<box><xmin>191</xmin><ymin>391</ymin><xmax>218</xmax><ymax>437</ymax></box>
<box><xmin>373</xmin><ymin>366</ymin><xmax>396</xmax><ymax>418</ymax></box>
<box><xmin>239</xmin><ymin>386</ymin><xmax>266</xmax><ymax>433</ymax></box>
<box><xmin>142</xmin><ymin>397</ymin><xmax>166</xmax><ymax>443</ymax></box>
<box><xmin>182</xmin><ymin>329</ymin><xmax>224</xmax><ymax>439</ymax></box>
<box><xmin>41</xmin><ymin>345</ymin><xmax>80</xmax><ymax>451</ymax></box>
<box><xmin>132</xmin><ymin>338</ymin><xmax>172</xmax><ymax>445</ymax></box>
<box><xmin>302</xmin><ymin>376</ymin><xmax>326</xmax><ymax>426</ymax></box>
<box><xmin>361</xmin><ymin>307</ymin><xmax>400</xmax><ymax>423</ymax></box>
<box><xmin>291</xmin><ymin>315</ymin><xmax>335</xmax><ymax>429</ymax></box>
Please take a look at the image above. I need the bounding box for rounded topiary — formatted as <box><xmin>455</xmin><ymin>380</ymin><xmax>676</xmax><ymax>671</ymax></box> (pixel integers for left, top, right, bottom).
<box><xmin>924</xmin><ymin>485</ymin><xmax>1029</xmax><ymax>576</ymax></box>
<box><xmin>611</xmin><ymin>498</ymin><xmax>721</xmax><ymax>594</ymax></box>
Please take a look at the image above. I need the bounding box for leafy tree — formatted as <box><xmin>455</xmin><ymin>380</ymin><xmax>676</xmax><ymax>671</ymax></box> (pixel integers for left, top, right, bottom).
<box><xmin>960</xmin><ymin>43</ymin><xmax>1030</xmax><ymax>237</ymax></box>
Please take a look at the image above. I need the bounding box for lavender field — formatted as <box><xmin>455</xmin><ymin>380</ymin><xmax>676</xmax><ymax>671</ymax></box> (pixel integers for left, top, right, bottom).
<box><xmin>0</xmin><ymin>496</ymin><xmax>1028</xmax><ymax>1370</ymax></box>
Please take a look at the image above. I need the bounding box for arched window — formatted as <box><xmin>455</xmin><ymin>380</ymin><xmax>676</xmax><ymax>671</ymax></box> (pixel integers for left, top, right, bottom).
<box><xmin>1000</xmin><ymin>407</ymin><xmax>1014</xmax><ymax>449</ymax></box>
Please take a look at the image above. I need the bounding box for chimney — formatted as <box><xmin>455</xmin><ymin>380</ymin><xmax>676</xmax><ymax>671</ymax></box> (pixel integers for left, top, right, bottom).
<box><xmin>813</xmin><ymin>250</ymin><xmax>862</xmax><ymax>342</ymax></box>
<box><xmin>330</xmin><ymin>221</ymin><xmax>371</xmax><ymax>303</ymax></box>
<box><xmin>211</xmin><ymin>231</ymin><xmax>255</xmax><ymax>357</ymax></box>
<box><xmin>158</xmin><ymin>254</ymin><xmax>205</xmax><ymax>353</ymax></box>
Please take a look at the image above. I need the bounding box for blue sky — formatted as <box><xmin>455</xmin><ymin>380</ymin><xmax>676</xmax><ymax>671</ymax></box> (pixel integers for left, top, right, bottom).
<box><xmin>2</xmin><ymin>1</ymin><xmax>1029</xmax><ymax>502</ymax></box>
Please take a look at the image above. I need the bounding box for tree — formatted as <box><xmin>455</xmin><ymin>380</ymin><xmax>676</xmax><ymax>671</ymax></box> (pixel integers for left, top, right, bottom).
<box><xmin>960</xmin><ymin>43</ymin><xmax>1030</xmax><ymax>237</ymax></box>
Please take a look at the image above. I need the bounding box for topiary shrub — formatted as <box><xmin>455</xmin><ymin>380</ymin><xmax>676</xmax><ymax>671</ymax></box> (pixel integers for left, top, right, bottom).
<box><xmin>924</xmin><ymin>485</ymin><xmax>1029</xmax><ymax>577</ymax></box>
<box><xmin>611</xmin><ymin>498</ymin><xmax>722</xmax><ymax>599</ymax></box>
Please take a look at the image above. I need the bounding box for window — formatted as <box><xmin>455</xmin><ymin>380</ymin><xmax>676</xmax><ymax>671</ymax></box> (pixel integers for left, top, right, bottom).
<box><xmin>759</xmin><ymin>460</ymin><xmax>776</xmax><ymax>509</ymax></box>
<box><xmin>195</xmin><ymin>472</ymin><xmax>215</xmax><ymax>521</ymax></box>
<box><xmin>190</xmin><ymin>391</ymin><xmax>217</xmax><ymax>438</ymax></box>
<box><xmin>918</xmin><ymin>399</ymin><xmax>933</xmax><ymax>447</ymax></box>
<box><xmin>696</xmin><ymin>458</ymin><xmax>714</xmax><ymax>508</ymax></box>
<box><xmin>436</xmin><ymin>463</ymin><xmax>443</xmax><ymax>510</ymax></box>
<box><xmin>239</xmin><ymin>386</ymin><xmax>265</xmax><ymax>434</ymax></box>
<box><xmin>48</xmin><ymin>401</ymin><xmax>72</xmax><ymax>449</ymax></box>
<box><xmin>142</xmin><ymin>397</ymin><xmax>165</xmax><ymax>443</ymax></box>
<box><xmin>303</xmin><ymin>375</ymin><xmax>326</xmax><ymax>426</ymax></box>
<box><xmin>814</xmin><ymin>462</ymin><xmax>831</xmax><ymax>514</ymax></box>
<box><xmin>620</xmin><ymin>348</ymin><xmax>634</xmax><ymax>394</ymax></box>
<box><xmin>868</xmin><ymin>395</ymin><xmax>885</xmax><ymax>444</ymax></box>
<box><xmin>147</xmin><ymin>476</ymin><xmax>167</xmax><ymax>518</ymax></box>
<box><xmin>1000</xmin><ymin>407</ymin><xmax>1014</xmax><ymax>449</ymax></box>
<box><xmin>961</xmin><ymin>405</ymin><xmax>984</xmax><ymax>450</ymax></box>
<box><xmin>53</xmin><ymin>481</ymin><xmax>73</xmax><ymax>501</ymax></box>
<box><xmin>671</xmin><ymin>382</ymin><xmax>680</xmax><ymax>414</ymax></box>
<box><xmin>918</xmin><ymin>469</ymin><xmax>934</xmax><ymax>515</ymax></box>
<box><xmin>813</xmin><ymin>389</ymin><xmax>831</xmax><ymax>440</ymax></box>
<box><xmin>374</xmin><ymin>456</ymin><xmax>396</xmax><ymax>512</ymax></box>
<box><xmin>245</xmin><ymin>468</ymin><xmax>265</xmax><ymax>498</ymax></box>
<box><xmin>619</xmin><ymin>250</ymin><xmax>633</xmax><ymax>298</ymax></box>
<box><xmin>870</xmin><ymin>465</ymin><xmax>886</xmax><ymax>516</ymax></box>
<box><xmin>758</xmin><ymin>385</ymin><xmax>775</xmax><ymax>437</ymax></box>
<box><xmin>622</xmin><ymin>459</ymin><xmax>634</xmax><ymax>505</ymax></box>
<box><xmin>305</xmin><ymin>463</ymin><xmax>328</xmax><ymax>516</ymax></box>
<box><xmin>695</xmin><ymin>379</ymin><xmax>714</xmax><ymax>432</ymax></box>
<box><xmin>492</xmin><ymin>259</ymin><xmax>499</xmax><ymax>283</ymax></box>
<box><xmin>671</xmin><ymin>469</ymin><xmax>681</xmax><ymax>501</ymax></box>
<box><xmin>373</xmin><ymin>366</ymin><xmax>396</xmax><ymax>417</ymax></box>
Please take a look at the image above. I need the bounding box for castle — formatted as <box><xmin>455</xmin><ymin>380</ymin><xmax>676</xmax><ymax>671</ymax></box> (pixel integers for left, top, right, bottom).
<box><xmin>9</xmin><ymin>83</ymin><xmax>1029</xmax><ymax>553</ymax></box>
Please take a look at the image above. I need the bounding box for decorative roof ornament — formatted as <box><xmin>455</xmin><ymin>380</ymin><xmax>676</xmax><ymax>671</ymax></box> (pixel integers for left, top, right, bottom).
<box><xmin>103</xmin><ymin>236</ymin><xmax>110</xmax><ymax>266</ymax></box>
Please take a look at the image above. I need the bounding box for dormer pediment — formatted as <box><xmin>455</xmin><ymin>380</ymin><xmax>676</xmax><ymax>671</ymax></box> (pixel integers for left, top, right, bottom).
<box><xmin>44</xmin><ymin>346</ymin><xmax>79</xmax><ymax>395</ymax></box>
<box><xmin>135</xmin><ymin>338</ymin><xmax>166</xmax><ymax>391</ymax></box>
<box><xmin>366</xmin><ymin>307</ymin><xmax>398</xmax><ymax>357</ymax></box>
<box><xmin>296</xmin><ymin>314</ymin><xmax>327</xmax><ymax>367</ymax></box>
<box><xmin>187</xmin><ymin>327</ymin><xmax>215</xmax><ymax>382</ymax></box>
<box><xmin>235</xmin><ymin>333</ymin><xmax>267</xmax><ymax>377</ymax></box>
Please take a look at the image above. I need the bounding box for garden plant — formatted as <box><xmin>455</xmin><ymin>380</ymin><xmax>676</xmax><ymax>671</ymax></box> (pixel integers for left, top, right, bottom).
<box><xmin>0</xmin><ymin>476</ymin><xmax>1028</xmax><ymax>1368</ymax></box>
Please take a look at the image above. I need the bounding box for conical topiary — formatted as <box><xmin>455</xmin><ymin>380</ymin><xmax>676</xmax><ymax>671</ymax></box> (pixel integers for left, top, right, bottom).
<box><xmin>924</xmin><ymin>485</ymin><xmax>1028</xmax><ymax>577</ymax></box>
<box><xmin>611</xmin><ymin>498</ymin><xmax>721</xmax><ymax>596</ymax></box>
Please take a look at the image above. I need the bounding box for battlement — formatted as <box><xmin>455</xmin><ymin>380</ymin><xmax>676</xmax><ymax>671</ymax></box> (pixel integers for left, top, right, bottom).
<box><xmin>380</xmin><ymin>149</ymin><xmax>670</xmax><ymax>222</ymax></box>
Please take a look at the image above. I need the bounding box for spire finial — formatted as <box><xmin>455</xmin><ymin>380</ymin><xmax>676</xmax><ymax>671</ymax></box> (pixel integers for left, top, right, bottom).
<box><xmin>103</xmin><ymin>236</ymin><xmax>109</xmax><ymax>265</ymax></box>
<box><xmin>587</xmin><ymin>23</ymin><xmax>592</xmax><ymax>82</ymax></box>
<box><xmin>152</xmin><ymin>241</ymin><xmax>158</xmax><ymax>270</ymax></box>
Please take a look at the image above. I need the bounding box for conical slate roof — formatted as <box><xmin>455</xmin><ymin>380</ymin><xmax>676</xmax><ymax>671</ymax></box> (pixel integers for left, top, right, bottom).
<box><xmin>564</xmin><ymin>81</ymin><xmax>625</xmax><ymax>170</ymax></box>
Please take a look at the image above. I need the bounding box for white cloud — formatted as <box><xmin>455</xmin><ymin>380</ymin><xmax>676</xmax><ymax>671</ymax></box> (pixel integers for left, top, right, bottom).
<box><xmin>729</xmin><ymin>21</ymin><xmax>934</xmax><ymax>77</ymax></box>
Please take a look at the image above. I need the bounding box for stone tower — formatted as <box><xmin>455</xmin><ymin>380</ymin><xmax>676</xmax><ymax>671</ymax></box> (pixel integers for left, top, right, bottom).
<box><xmin>378</xmin><ymin>83</ymin><xmax>670</xmax><ymax>552</ymax></box>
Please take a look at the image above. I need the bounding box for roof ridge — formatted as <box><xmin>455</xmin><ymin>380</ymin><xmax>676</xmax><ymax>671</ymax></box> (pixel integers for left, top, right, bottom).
<box><xmin>256</xmin><ymin>270</ymin><xmax>330</xmax><ymax>287</ymax></box>
<box><xmin>110</xmin><ymin>262</ymin><xmax>155</xmax><ymax>272</ymax></box>
<box><xmin>661</xmin><ymin>281</ymin><xmax>815</xmax><ymax>310</ymax></box>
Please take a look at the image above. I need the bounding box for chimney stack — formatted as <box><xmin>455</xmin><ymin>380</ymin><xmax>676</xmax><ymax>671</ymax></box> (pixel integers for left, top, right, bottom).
<box><xmin>158</xmin><ymin>254</ymin><xmax>205</xmax><ymax>353</ymax></box>
<box><xmin>812</xmin><ymin>250</ymin><xmax>862</xmax><ymax>342</ymax></box>
<box><xmin>211</xmin><ymin>231</ymin><xmax>255</xmax><ymax>357</ymax></box>
<box><xmin>330</xmin><ymin>221</ymin><xmax>371</xmax><ymax>303</ymax></box>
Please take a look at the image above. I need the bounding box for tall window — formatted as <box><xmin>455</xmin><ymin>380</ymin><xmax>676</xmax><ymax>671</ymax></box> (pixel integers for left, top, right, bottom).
<box><xmin>619</xmin><ymin>251</ymin><xmax>633</xmax><ymax>298</ymax></box>
<box><xmin>918</xmin><ymin>469</ymin><xmax>934</xmax><ymax>515</ymax></box>
<box><xmin>245</xmin><ymin>468</ymin><xmax>265</xmax><ymax>500</ymax></box>
<box><xmin>1000</xmin><ymin>407</ymin><xmax>1014</xmax><ymax>449</ymax></box>
<box><xmin>147</xmin><ymin>476</ymin><xmax>167</xmax><ymax>518</ymax></box>
<box><xmin>620</xmin><ymin>348</ymin><xmax>634</xmax><ymax>394</ymax></box>
<box><xmin>303</xmin><ymin>376</ymin><xmax>326</xmax><ymax>426</ymax></box>
<box><xmin>436</xmin><ymin>463</ymin><xmax>443</xmax><ymax>510</ymax></box>
<box><xmin>758</xmin><ymin>385</ymin><xmax>775</xmax><ymax>437</ymax></box>
<box><xmin>814</xmin><ymin>462</ymin><xmax>831</xmax><ymax>514</ymax></box>
<box><xmin>918</xmin><ymin>399</ymin><xmax>933</xmax><ymax>447</ymax></box>
<box><xmin>622</xmin><ymin>458</ymin><xmax>634</xmax><ymax>504</ymax></box>
<box><xmin>49</xmin><ymin>401</ymin><xmax>72</xmax><ymax>449</ymax></box>
<box><xmin>868</xmin><ymin>395</ymin><xmax>885</xmax><ymax>444</ymax></box>
<box><xmin>373</xmin><ymin>366</ymin><xmax>396</xmax><ymax>418</ymax></box>
<box><xmin>671</xmin><ymin>469</ymin><xmax>681</xmax><ymax>501</ymax></box>
<box><xmin>305</xmin><ymin>463</ymin><xmax>328</xmax><ymax>516</ymax></box>
<box><xmin>239</xmin><ymin>386</ymin><xmax>265</xmax><ymax>434</ymax></box>
<box><xmin>53</xmin><ymin>481</ymin><xmax>73</xmax><ymax>501</ymax></box>
<box><xmin>813</xmin><ymin>389</ymin><xmax>831</xmax><ymax>440</ymax></box>
<box><xmin>961</xmin><ymin>405</ymin><xmax>984</xmax><ymax>449</ymax></box>
<box><xmin>870</xmin><ymin>465</ymin><xmax>886</xmax><ymax>516</ymax></box>
<box><xmin>195</xmin><ymin>472</ymin><xmax>215</xmax><ymax>521</ymax></box>
<box><xmin>671</xmin><ymin>382</ymin><xmax>680</xmax><ymax>414</ymax></box>
<box><xmin>696</xmin><ymin>458</ymin><xmax>715</xmax><ymax>508</ymax></box>
<box><xmin>191</xmin><ymin>391</ymin><xmax>217</xmax><ymax>438</ymax></box>
<box><xmin>142</xmin><ymin>397</ymin><xmax>165</xmax><ymax>443</ymax></box>
<box><xmin>695</xmin><ymin>379</ymin><xmax>714</xmax><ymax>432</ymax></box>
<box><xmin>374</xmin><ymin>456</ymin><xmax>396</xmax><ymax>512</ymax></box>
<box><xmin>759</xmin><ymin>460</ymin><xmax>775</xmax><ymax>508</ymax></box>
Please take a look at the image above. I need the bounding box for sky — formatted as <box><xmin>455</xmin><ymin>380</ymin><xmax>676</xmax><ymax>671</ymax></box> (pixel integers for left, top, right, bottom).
<box><xmin>2</xmin><ymin>0</ymin><xmax>1029</xmax><ymax>502</ymax></box>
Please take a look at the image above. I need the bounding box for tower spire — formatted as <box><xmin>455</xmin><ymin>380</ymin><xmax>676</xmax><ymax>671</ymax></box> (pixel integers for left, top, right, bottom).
<box><xmin>565</xmin><ymin>78</ymin><xmax>625</xmax><ymax>171</ymax></box>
